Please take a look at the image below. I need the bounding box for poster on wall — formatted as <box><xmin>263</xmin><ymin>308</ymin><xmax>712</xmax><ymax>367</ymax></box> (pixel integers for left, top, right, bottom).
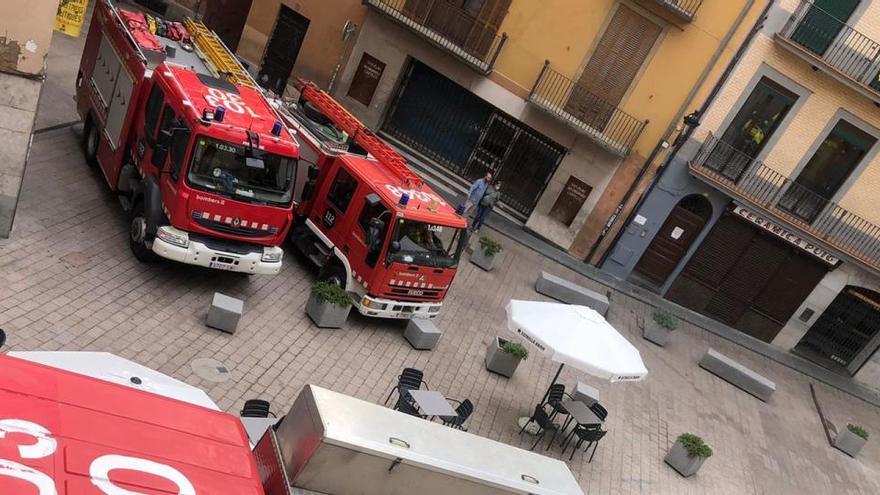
<box><xmin>549</xmin><ymin>176</ymin><xmax>592</xmax><ymax>227</ymax></box>
<box><xmin>55</xmin><ymin>0</ymin><xmax>89</xmax><ymax>37</ymax></box>
<box><xmin>347</xmin><ymin>53</ymin><xmax>386</xmax><ymax>107</ymax></box>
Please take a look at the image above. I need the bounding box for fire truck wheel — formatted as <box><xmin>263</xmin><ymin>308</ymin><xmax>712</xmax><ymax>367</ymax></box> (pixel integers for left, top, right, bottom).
<box><xmin>83</xmin><ymin>118</ymin><xmax>99</xmax><ymax>168</ymax></box>
<box><xmin>129</xmin><ymin>203</ymin><xmax>158</xmax><ymax>262</ymax></box>
<box><xmin>318</xmin><ymin>264</ymin><xmax>346</xmax><ymax>288</ymax></box>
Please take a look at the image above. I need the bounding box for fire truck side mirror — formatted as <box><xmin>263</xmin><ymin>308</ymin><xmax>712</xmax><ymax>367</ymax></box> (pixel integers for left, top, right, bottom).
<box><xmin>157</xmin><ymin>129</ymin><xmax>173</xmax><ymax>148</ymax></box>
<box><xmin>0</xmin><ymin>328</ymin><xmax>6</xmax><ymax>349</ymax></box>
<box><xmin>389</xmin><ymin>241</ymin><xmax>401</xmax><ymax>254</ymax></box>
<box><xmin>307</xmin><ymin>164</ymin><xmax>319</xmax><ymax>181</ymax></box>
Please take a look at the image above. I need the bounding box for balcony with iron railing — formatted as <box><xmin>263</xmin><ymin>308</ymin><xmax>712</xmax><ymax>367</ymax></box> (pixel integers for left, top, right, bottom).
<box><xmin>642</xmin><ymin>0</ymin><xmax>703</xmax><ymax>22</ymax></box>
<box><xmin>776</xmin><ymin>0</ymin><xmax>880</xmax><ymax>103</ymax></box>
<box><xmin>364</xmin><ymin>0</ymin><xmax>508</xmax><ymax>74</ymax></box>
<box><xmin>690</xmin><ymin>133</ymin><xmax>880</xmax><ymax>273</ymax></box>
<box><xmin>528</xmin><ymin>61</ymin><xmax>648</xmax><ymax>157</ymax></box>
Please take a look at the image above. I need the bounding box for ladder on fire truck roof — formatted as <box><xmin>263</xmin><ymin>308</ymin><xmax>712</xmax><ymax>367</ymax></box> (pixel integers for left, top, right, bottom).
<box><xmin>183</xmin><ymin>17</ymin><xmax>257</xmax><ymax>89</ymax></box>
<box><xmin>297</xmin><ymin>81</ymin><xmax>424</xmax><ymax>188</ymax></box>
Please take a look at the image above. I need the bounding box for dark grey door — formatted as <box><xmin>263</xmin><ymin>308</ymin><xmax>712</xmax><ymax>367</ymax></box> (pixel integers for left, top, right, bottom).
<box><xmin>259</xmin><ymin>6</ymin><xmax>309</xmax><ymax>95</ymax></box>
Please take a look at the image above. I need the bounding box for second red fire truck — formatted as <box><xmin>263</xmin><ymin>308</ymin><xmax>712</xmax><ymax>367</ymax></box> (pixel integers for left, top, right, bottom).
<box><xmin>76</xmin><ymin>0</ymin><xmax>303</xmax><ymax>274</ymax></box>
<box><xmin>275</xmin><ymin>82</ymin><xmax>468</xmax><ymax>319</ymax></box>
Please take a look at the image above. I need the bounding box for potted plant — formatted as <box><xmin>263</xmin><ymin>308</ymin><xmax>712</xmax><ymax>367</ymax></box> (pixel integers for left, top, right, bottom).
<box><xmin>306</xmin><ymin>281</ymin><xmax>352</xmax><ymax>328</ymax></box>
<box><xmin>833</xmin><ymin>424</ymin><xmax>869</xmax><ymax>457</ymax></box>
<box><xmin>643</xmin><ymin>308</ymin><xmax>678</xmax><ymax>347</ymax></box>
<box><xmin>665</xmin><ymin>433</ymin><xmax>713</xmax><ymax>477</ymax></box>
<box><xmin>485</xmin><ymin>337</ymin><xmax>528</xmax><ymax>378</ymax></box>
<box><xmin>471</xmin><ymin>236</ymin><xmax>503</xmax><ymax>271</ymax></box>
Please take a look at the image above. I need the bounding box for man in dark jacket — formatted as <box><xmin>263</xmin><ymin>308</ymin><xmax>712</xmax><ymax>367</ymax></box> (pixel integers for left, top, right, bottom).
<box><xmin>471</xmin><ymin>181</ymin><xmax>501</xmax><ymax>232</ymax></box>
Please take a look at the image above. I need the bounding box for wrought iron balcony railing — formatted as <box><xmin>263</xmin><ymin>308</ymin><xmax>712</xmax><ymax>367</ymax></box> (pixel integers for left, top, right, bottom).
<box><xmin>690</xmin><ymin>133</ymin><xmax>880</xmax><ymax>272</ymax></box>
<box><xmin>528</xmin><ymin>62</ymin><xmax>648</xmax><ymax>156</ymax></box>
<box><xmin>777</xmin><ymin>0</ymin><xmax>880</xmax><ymax>102</ymax></box>
<box><xmin>365</xmin><ymin>0</ymin><xmax>508</xmax><ymax>74</ymax></box>
<box><xmin>651</xmin><ymin>0</ymin><xmax>703</xmax><ymax>22</ymax></box>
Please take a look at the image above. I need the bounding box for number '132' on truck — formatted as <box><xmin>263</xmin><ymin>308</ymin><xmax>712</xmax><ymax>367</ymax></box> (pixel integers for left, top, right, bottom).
<box><xmin>75</xmin><ymin>0</ymin><xmax>303</xmax><ymax>274</ymax></box>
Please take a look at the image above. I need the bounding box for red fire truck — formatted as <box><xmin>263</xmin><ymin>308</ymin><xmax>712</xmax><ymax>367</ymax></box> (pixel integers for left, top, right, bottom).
<box><xmin>75</xmin><ymin>0</ymin><xmax>302</xmax><ymax>274</ymax></box>
<box><xmin>275</xmin><ymin>82</ymin><xmax>468</xmax><ymax>319</ymax></box>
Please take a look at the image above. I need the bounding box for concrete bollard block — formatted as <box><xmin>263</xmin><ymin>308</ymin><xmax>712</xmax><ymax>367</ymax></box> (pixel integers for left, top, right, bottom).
<box><xmin>404</xmin><ymin>318</ymin><xmax>442</xmax><ymax>350</ymax></box>
<box><xmin>206</xmin><ymin>292</ymin><xmax>243</xmax><ymax>334</ymax></box>
<box><xmin>535</xmin><ymin>271</ymin><xmax>610</xmax><ymax>315</ymax></box>
<box><xmin>699</xmin><ymin>348</ymin><xmax>776</xmax><ymax>402</ymax></box>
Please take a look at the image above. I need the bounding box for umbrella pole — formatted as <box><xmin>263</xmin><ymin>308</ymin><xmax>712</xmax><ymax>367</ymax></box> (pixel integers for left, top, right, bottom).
<box><xmin>540</xmin><ymin>363</ymin><xmax>565</xmax><ymax>404</ymax></box>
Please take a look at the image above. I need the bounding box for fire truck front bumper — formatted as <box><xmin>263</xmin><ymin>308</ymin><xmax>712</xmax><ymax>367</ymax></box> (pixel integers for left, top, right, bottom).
<box><xmin>151</xmin><ymin>226</ymin><xmax>283</xmax><ymax>275</ymax></box>
<box><xmin>355</xmin><ymin>294</ymin><xmax>442</xmax><ymax>319</ymax></box>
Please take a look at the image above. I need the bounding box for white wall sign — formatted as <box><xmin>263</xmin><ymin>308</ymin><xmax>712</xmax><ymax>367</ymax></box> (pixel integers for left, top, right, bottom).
<box><xmin>670</xmin><ymin>227</ymin><xmax>684</xmax><ymax>240</ymax></box>
<box><xmin>732</xmin><ymin>205</ymin><xmax>840</xmax><ymax>265</ymax></box>
<box><xmin>633</xmin><ymin>215</ymin><xmax>647</xmax><ymax>226</ymax></box>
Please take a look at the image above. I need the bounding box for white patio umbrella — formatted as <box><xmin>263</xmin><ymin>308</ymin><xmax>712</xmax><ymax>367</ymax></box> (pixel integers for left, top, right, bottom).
<box><xmin>505</xmin><ymin>300</ymin><xmax>648</xmax><ymax>396</ymax></box>
<box><xmin>9</xmin><ymin>351</ymin><xmax>220</xmax><ymax>410</ymax></box>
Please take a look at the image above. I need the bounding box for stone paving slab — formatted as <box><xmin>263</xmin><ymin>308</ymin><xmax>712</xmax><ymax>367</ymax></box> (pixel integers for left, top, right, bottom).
<box><xmin>0</xmin><ymin>128</ymin><xmax>878</xmax><ymax>494</ymax></box>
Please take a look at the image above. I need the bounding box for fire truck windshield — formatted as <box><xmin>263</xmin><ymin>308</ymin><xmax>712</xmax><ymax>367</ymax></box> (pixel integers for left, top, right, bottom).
<box><xmin>389</xmin><ymin>219</ymin><xmax>465</xmax><ymax>269</ymax></box>
<box><xmin>188</xmin><ymin>136</ymin><xmax>296</xmax><ymax>205</ymax></box>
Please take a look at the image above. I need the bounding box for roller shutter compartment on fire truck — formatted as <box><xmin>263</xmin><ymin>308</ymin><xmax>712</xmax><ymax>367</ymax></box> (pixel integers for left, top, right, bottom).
<box><xmin>91</xmin><ymin>34</ymin><xmax>136</xmax><ymax>150</ymax></box>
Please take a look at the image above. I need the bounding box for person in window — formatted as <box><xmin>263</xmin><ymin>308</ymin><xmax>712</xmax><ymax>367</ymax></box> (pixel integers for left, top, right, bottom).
<box><xmin>471</xmin><ymin>180</ymin><xmax>501</xmax><ymax>233</ymax></box>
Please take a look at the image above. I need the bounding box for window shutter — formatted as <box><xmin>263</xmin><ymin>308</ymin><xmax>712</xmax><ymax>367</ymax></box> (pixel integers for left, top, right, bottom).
<box><xmin>570</xmin><ymin>5</ymin><xmax>661</xmax><ymax>109</ymax></box>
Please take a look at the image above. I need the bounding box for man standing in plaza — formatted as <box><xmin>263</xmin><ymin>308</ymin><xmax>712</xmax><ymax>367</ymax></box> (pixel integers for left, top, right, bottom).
<box><xmin>463</xmin><ymin>172</ymin><xmax>492</xmax><ymax>217</ymax></box>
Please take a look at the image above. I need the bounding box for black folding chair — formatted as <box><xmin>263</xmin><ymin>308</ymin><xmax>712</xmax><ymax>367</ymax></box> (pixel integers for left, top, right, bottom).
<box><xmin>565</xmin><ymin>426</ymin><xmax>607</xmax><ymax>462</ymax></box>
<box><xmin>395</xmin><ymin>394</ymin><xmax>426</xmax><ymax>418</ymax></box>
<box><xmin>384</xmin><ymin>368</ymin><xmax>429</xmax><ymax>406</ymax></box>
<box><xmin>519</xmin><ymin>404</ymin><xmax>560</xmax><ymax>451</ymax></box>
<box><xmin>441</xmin><ymin>399</ymin><xmax>474</xmax><ymax>430</ymax></box>
<box><xmin>544</xmin><ymin>384</ymin><xmax>573</xmax><ymax>423</ymax></box>
<box><xmin>240</xmin><ymin>399</ymin><xmax>274</xmax><ymax>418</ymax></box>
<box><xmin>590</xmin><ymin>402</ymin><xmax>608</xmax><ymax>422</ymax></box>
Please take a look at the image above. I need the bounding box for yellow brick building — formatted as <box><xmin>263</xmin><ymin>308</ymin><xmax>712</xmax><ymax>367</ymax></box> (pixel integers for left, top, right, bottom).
<box><xmin>605</xmin><ymin>0</ymin><xmax>880</xmax><ymax>391</ymax></box>
<box><xmin>230</xmin><ymin>0</ymin><xmax>768</xmax><ymax>262</ymax></box>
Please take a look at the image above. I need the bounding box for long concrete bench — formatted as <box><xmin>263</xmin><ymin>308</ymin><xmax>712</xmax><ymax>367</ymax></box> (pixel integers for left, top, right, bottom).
<box><xmin>535</xmin><ymin>271</ymin><xmax>610</xmax><ymax>316</ymax></box>
<box><xmin>699</xmin><ymin>348</ymin><xmax>776</xmax><ymax>402</ymax></box>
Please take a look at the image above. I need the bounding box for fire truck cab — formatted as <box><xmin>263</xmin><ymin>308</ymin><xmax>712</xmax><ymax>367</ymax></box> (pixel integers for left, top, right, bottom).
<box><xmin>76</xmin><ymin>1</ymin><xmax>302</xmax><ymax>274</ymax></box>
<box><xmin>278</xmin><ymin>84</ymin><xmax>468</xmax><ymax>319</ymax></box>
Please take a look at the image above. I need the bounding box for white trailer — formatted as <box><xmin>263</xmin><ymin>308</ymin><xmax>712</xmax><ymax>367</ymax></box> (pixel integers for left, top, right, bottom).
<box><xmin>254</xmin><ymin>385</ymin><xmax>585</xmax><ymax>495</ymax></box>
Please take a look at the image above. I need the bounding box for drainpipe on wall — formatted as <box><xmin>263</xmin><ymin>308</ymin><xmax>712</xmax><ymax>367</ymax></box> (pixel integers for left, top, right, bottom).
<box><xmin>586</xmin><ymin>0</ymin><xmax>769</xmax><ymax>265</ymax></box>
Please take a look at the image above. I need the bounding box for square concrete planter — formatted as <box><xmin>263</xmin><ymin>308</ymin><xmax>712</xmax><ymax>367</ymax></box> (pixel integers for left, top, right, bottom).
<box><xmin>306</xmin><ymin>293</ymin><xmax>351</xmax><ymax>328</ymax></box>
<box><xmin>643</xmin><ymin>318</ymin><xmax>673</xmax><ymax>347</ymax></box>
<box><xmin>485</xmin><ymin>337</ymin><xmax>523</xmax><ymax>378</ymax></box>
<box><xmin>470</xmin><ymin>248</ymin><xmax>497</xmax><ymax>271</ymax></box>
<box><xmin>664</xmin><ymin>439</ymin><xmax>708</xmax><ymax>477</ymax></box>
<box><xmin>833</xmin><ymin>427</ymin><xmax>868</xmax><ymax>457</ymax></box>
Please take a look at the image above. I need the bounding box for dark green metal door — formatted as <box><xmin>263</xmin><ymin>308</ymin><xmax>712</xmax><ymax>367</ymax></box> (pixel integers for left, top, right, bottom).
<box><xmin>791</xmin><ymin>0</ymin><xmax>859</xmax><ymax>55</ymax></box>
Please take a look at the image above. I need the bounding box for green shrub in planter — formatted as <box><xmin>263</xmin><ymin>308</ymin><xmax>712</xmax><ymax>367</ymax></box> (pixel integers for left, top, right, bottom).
<box><xmin>652</xmin><ymin>309</ymin><xmax>678</xmax><ymax>330</ymax></box>
<box><xmin>501</xmin><ymin>340</ymin><xmax>529</xmax><ymax>360</ymax></box>
<box><xmin>665</xmin><ymin>433</ymin><xmax>712</xmax><ymax>477</ymax></box>
<box><xmin>307</xmin><ymin>281</ymin><xmax>352</xmax><ymax>328</ymax></box>
<box><xmin>644</xmin><ymin>308</ymin><xmax>678</xmax><ymax>346</ymax></box>
<box><xmin>847</xmin><ymin>424</ymin><xmax>869</xmax><ymax>440</ymax></box>
<box><xmin>311</xmin><ymin>281</ymin><xmax>352</xmax><ymax>307</ymax></box>
<box><xmin>479</xmin><ymin>236</ymin><xmax>504</xmax><ymax>257</ymax></box>
<box><xmin>472</xmin><ymin>236</ymin><xmax>503</xmax><ymax>271</ymax></box>
<box><xmin>677</xmin><ymin>433</ymin><xmax>713</xmax><ymax>459</ymax></box>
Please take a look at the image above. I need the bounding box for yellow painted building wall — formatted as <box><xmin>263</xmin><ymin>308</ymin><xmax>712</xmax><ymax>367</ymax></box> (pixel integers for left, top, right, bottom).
<box><xmin>491</xmin><ymin>0</ymin><xmax>757</xmax><ymax>157</ymax></box>
<box><xmin>695</xmin><ymin>1</ymin><xmax>880</xmax><ymax>226</ymax></box>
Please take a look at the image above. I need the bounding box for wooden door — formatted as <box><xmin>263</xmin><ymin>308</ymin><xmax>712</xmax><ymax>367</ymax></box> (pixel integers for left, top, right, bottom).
<box><xmin>791</xmin><ymin>0</ymin><xmax>859</xmax><ymax>55</ymax></box>
<box><xmin>633</xmin><ymin>200</ymin><xmax>708</xmax><ymax>287</ymax></box>
<box><xmin>201</xmin><ymin>0</ymin><xmax>252</xmax><ymax>51</ymax></box>
<box><xmin>565</xmin><ymin>5</ymin><xmax>661</xmax><ymax>128</ymax></box>
<box><xmin>258</xmin><ymin>6</ymin><xmax>310</xmax><ymax>95</ymax></box>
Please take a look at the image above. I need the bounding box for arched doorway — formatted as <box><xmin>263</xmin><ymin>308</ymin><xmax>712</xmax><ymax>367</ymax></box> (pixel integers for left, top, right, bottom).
<box><xmin>631</xmin><ymin>194</ymin><xmax>712</xmax><ymax>289</ymax></box>
<box><xmin>795</xmin><ymin>286</ymin><xmax>880</xmax><ymax>375</ymax></box>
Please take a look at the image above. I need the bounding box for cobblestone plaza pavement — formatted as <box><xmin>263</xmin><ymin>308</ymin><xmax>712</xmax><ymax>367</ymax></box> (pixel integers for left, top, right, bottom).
<box><xmin>0</xmin><ymin>127</ymin><xmax>876</xmax><ymax>494</ymax></box>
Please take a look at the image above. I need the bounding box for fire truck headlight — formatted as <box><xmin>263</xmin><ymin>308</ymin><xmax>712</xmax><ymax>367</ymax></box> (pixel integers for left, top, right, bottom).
<box><xmin>428</xmin><ymin>305</ymin><xmax>441</xmax><ymax>313</ymax></box>
<box><xmin>362</xmin><ymin>298</ymin><xmax>387</xmax><ymax>310</ymax></box>
<box><xmin>261</xmin><ymin>246</ymin><xmax>283</xmax><ymax>263</ymax></box>
<box><xmin>156</xmin><ymin>226</ymin><xmax>189</xmax><ymax>248</ymax></box>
